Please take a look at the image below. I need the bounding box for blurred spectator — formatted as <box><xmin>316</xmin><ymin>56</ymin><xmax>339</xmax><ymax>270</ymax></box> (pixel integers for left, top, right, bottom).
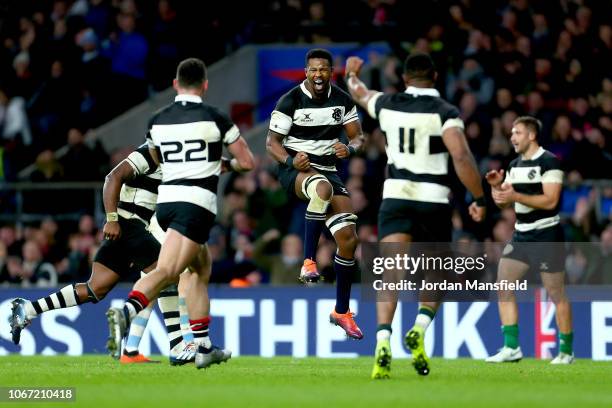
<box><xmin>548</xmin><ymin>115</ymin><xmax>574</xmax><ymax>165</ymax></box>
<box><xmin>447</xmin><ymin>58</ymin><xmax>494</xmax><ymax>105</ymax></box>
<box><xmin>227</xmin><ymin>233</ymin><xmax>261</xmax><ymax>287</ymax></box>
<box><xmin>447</xmin><ymin>4</ymin><xmax>473</xmax><ymax>53</ymax></box>
<box><xmin>300</xmin><ymin>2</ymin><xmax>330</xmax><ymax>43</ymax></box>
<box><xmin>531</xmin><ymin>13</ymin><xmax>552</xmax><ymax>56</ymax></box>
<box><xmin>61</xmin><ymin>127</ymin><xmax>105</xmax><ymax>181</ymax></box>
<box><xmin>0</xmin><ymin>225</ymin><xmax>23</xmax><ymax>257</ymax></box>
<box><xmin>316</xmin><ymin>238</ymin><xmax>337</xmax><ymax>283</ymax></box>
<box><xmin>489</xmin><ymin>88</ymin><xmax>522</xmax><ymax>118</ymax></box>
<box><xmin>595</xmin><ymin>225</ymin><xmax>612</xmax><ymax>284</ymax></box>
<box><xmin>103</xmin><ymin>11</ymin><xmax>149</xmax><ymax>114</ymax></box>
<box><xmin>60</xmin><ymin>128</ymin><xmax>107</xmax><ymax>212</ymax></box>
<box><xmin>85</xmin><ymin>0</ymin><xmax>113</xmax><ymax>39</ymax></box>
<box><xmin>28</xmin><ymin>59</ymin><xmax>80</xmax><ymax>149</ymax></box>
<box><xmin>19</xmin><ymin>239</ymin><xmax>58</xmax><ymax>287</ymax></box>
<box><xmin>56</xmin><ymin>233</ymin><xmax>93</xmax><ymax>282</ymax></box>
<box><xmin>460</xmin><ymin>92</ymin><xmax>492</xmax><ymax>159</ymax></box>
<box><xmin>149</xmin><ymin>0</ymin><xmax>180</xmax><ymax>91</ymax></box>
<box><xmin>75</xmin><ymin>27</ymin><xmax>111</xmax><ymax>126</ymax></box>
<box><xmin>464</xmin><ymin>29</ymin><xmax>493</xmax><ymax>68</ymax></box>
<box><xmin>12</xmin><ymin>51</ymin><xmax>37</xmax><ymax>100</ymax></box>
<box><xmin>0</xmin><ymin>86</ymin><xmax>33</xmax><ymax>177</ymax></box>
<box><xmin>29</xmin><ymin>150</ymin><xmax>63</xmax><ymax>183</ymax></box>
<box><xmin>565</xmin><ymin>246</ymin><xmax>588</xmax><ymax>284</ymax></box>
<box><xmin>247</xmin><ymin>168</ymin><xmax>291</xmax><ymax>236</ymax></box>
<box><xmin>252</xmin><ymin>229</ymin><xmax>302</xmax><ymax>285</ymax></box>
<box><xmin>76</xmin><ymin>214</ymin><xmax>97</xmax><ymax>250</ymax></box>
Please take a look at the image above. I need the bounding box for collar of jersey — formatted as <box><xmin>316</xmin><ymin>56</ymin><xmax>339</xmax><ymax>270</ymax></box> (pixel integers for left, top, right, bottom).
<box><xmin>300</xmin><ymin>81</ymin><xmax>332</xmax><ymax>99</ymax></box>
<box><xmin>404</xmin><ymin>86</ymin><xmax>440</xmax><ymax>97</ymax></box>
<box><xmin>175</xmin><ymin>94</ymin><xmax>203</xmax><ymax>104</ymax></box>
<box><xmin>524</xmin><ymin>146</ymin><xmax>545</xmax><ymax>161</ymax></box>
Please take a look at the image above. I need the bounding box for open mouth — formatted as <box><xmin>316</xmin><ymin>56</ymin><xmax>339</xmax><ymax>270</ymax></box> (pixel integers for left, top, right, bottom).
<box><xmin>313</xmin><ymin>79</ymin><xmax>324</xmax><ymax>91</ymax></box>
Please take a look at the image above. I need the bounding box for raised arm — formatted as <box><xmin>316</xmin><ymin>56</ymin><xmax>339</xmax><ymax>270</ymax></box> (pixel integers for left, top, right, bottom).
<box><xmin>344</xmin><ymin>56</ymin><xmax>381</xmax><ymax>111</ymax></box>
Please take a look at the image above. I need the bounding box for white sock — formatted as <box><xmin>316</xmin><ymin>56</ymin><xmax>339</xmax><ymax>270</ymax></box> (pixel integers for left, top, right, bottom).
<box><xmin>25</xmin><ymin>301</ymin><xmax>36</xmax><ymax>319</ymax></box>
<box><xmin>194</xmin><ymin>336</ymin><xmax>212</xmax><ymax>350</ymax></box>
<box><xmin>415</xmin><ymin>313</ymin><xmax>433</xmax><ymax>331</ymax></box>
<box><xmin>376</xmin><ymin>329</ymin><xmax>391</xmax><ymax>342</ymax></box>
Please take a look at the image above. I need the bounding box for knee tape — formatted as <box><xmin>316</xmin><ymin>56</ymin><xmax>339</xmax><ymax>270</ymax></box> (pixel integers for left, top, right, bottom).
<box><xmin>326</xmin><ymin>212</ymin><xmax>358</xmax><ymax>235</ymax></box>
<box><xmin>302</xmin><ymin>174</ymin><xmax>332</xmax><ymax>214</ymax></box>
<box><xmin>86</xmin><ymin>282</ymin><xmax>101</xmax><ymax>303</ymax></box>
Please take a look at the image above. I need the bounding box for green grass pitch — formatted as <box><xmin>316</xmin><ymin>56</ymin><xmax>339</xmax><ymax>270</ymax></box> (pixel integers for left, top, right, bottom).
<box><xmin>1</xmin><ymin>356</ymin><xmax>611</xmax><ymax>408</ymax></box>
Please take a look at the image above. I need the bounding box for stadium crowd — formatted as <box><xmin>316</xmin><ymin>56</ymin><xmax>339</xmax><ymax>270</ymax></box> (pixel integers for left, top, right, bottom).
<box><xmin>0</xmin><ymin>0</ymin><xmax>610</xmax><ymax>287</ymax></box>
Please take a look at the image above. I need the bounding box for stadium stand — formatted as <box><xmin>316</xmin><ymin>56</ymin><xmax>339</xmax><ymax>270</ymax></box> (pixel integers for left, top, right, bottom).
<box><xmin>0</xmin><ymin>0</ymin><xmax>610</xmax><ymax>287</ymax></box>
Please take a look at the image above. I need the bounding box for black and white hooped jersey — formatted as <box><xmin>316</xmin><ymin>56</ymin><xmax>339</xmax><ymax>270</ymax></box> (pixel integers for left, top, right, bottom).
<box><xmin>269</xmin><ymin>81</ymin><xmax>359</xmax><ymax>172</ymax></box>
<box><xmin>504</xmin><ymin>147</ymin><xmax>564</xmax><ymax>232</ymax></box>
<box><xmin>145</xmin><ymin>94</ymin><xmax>240</xmax><ymax>215</ymax></box>
<box><xmin>117</xmin><ymin>144</ymin><xmax>161</xmax><ymax>226</ymax></box>
<box><xmin>367</xmin><ymin>86</ymin><xmax>464</xmax><ymax>204</ymax></box>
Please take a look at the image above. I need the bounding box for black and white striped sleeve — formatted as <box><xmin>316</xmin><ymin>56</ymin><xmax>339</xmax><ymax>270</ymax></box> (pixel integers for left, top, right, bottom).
<box><xmin>126</xmin><ymin>145</ymin><xmax>157</xmax><ymax>176</ymax></box>
<box><xmin>212</xmin><ymin>107</ymin><xmax>240</xmax><ymax>145</ymax></box>
<box><xmin>541</xmin><ymin>154</ymin><xmax>564</xmax><ymax>184</ymax></box>
<box><xmin>440</xmin><ymin>105</ymin><xmax>464</xmax><ymax>133</ymax></box>
<box><xmin>269</xmin><ymin>92</ymin><xmax>295</xmax><ymax>136</ymax></box>
<box><xmin>366</xmin><ymin>92</ymin><xmax>387</xmax><ymax>119</ymax></box>
<box><xmin>145</xmin><ymin>116</ymin><xmax>156</xmax><ymax>150</ymax></box>
<box><xmin>504</xmin><ymin>158</ymin><xmax>517</xmax><ymax>185</ymax></box>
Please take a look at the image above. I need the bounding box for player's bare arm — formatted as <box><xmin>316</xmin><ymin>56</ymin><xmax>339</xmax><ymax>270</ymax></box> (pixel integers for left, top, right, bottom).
<box><xmin>442</xmin><ymin>126</ymin><xmax>486</xmax><ymax>222</ymax></box>
<box><xmin>102</xmin><ymin>160</ymin><xmax>137</xmax><ymax>240</ymax></box>
<box><xmin>493</xmin><ymin>182</ymin><xmax>561</xmax><ymax>210</ymax></box>
<box><xmin>266</xmin><ymin>129</ymin><xmax>310</xmax><ymax>171</ymax></box>
<box><xmin>345</xmin><ymin>56</ymin><xmax>380</xmax><ymax>110</ymax></box>
<box><xmin>334</xmin><ymin>120</ymin><xmax>364</xmax><ymax>159</ymax></box>
<box><xmin>226</xmin><ymin>136</ymin><xmax>255</xmax><ymax>172</ymax></box>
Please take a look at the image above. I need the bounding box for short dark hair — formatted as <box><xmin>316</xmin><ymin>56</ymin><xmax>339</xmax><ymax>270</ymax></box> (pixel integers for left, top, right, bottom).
<box><xmin>513</xmin><ymin>116</ymin><xmax>542</xmax><ymax>138</ymax></box>
<box><xmin>305</xmin><ymin>48</ymin><xmax>333</xmax><ymax>67</ymax></box>
<box><xmin>176</xmin><ymin>58</ymin><xmax>207</xmax><ymax>88</ymax></box>
<box><xmin>403</xmin><ymin>52</ymin><xmax>436</xmax><ymax>82</ymax></box>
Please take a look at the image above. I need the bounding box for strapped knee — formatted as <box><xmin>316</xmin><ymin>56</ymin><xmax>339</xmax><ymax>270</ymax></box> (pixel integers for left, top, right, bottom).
<box><xmin>86</xmin><ymin>282</ymin><xmax>102</xmax><ymax>303</ymax></box>
<box><xmin>326</xmin><ymin>212</ymin><xmax>358</xmax><ymax>235</ymax></box>
<box><xmin>302</xmin><ymin>174</ymin><xmax>333</xmax><ymax>214</ymax></box>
